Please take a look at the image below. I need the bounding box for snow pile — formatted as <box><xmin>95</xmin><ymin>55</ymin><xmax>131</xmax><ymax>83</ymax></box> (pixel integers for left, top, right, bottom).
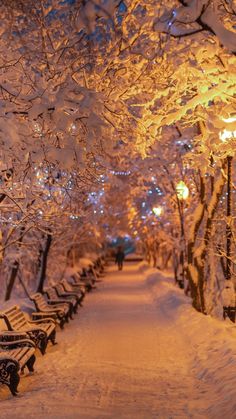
<box><xmin>83</xmin><ymin>252</ymin><xmax>98</xmax><ymax>262</ymax></box>
<box><xmin>145</xmin><ymin>268</ymin><xmax>236</xmax><ymax>417</ymax></box>
<box><xmin>64</xmin><ymin>258</ymin><xmax>95</xmax><ymax>278</ymax></box>
<box><xmin>64</xmin><ymin>265</ymin><xmax>82</xmax><ymax>279</ymax></box>
<box><xmin>137</xmin><ymin>260</ymin><xmax>150</xmax><ymax>273</ymax></box>
<box><xmin>77</xmin><ymin>257</ymin><xmax>94</xmax><ymax>268</ymax></box>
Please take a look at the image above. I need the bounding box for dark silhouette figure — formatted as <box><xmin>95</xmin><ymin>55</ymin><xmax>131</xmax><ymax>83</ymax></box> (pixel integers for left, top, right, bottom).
<box><xmin>115</xmin><ymin>247</ymin><xmax>125</xmax><ymax>270</ymax></box>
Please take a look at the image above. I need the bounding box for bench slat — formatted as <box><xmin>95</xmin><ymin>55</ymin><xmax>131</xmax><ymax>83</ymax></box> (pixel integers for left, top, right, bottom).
<box><xmin>9</xmin><ymin>347</ymin><xmax>35</xmax><ymax>366</ymax></box>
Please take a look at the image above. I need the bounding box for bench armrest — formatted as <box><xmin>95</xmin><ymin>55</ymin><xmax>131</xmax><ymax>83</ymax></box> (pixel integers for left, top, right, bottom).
<box><xmin>0</xmin><ymin>338</ymin><xmax>36</xmax><ymax>349</ymax></box>
<box><xmin>47</xmin><ymin>299</ymin><xmax>70</xmax><ymax>306</ymax></box>
<box><xmin>0</xmin><ymin>331</ymin><xmax>29</xmax><ymax>341</ymax></box>
<box><xmin>28</xmin><ymin>318</ymin><xmax>56</xmax><ymax>325</ymax></box>
<box><xmin>32</xmin><ymin>311</ymin><xmax>58</xmax><ymax>321</ymax></box>
<box><xmin>57</xmin><ymin>292</ymin><xmax>78</xmax><ymax>299</ymax></box>
<box><xmin>46</xmin><ymin>301</ymin><xmax>67</xmax><ymax>310</ymax></box>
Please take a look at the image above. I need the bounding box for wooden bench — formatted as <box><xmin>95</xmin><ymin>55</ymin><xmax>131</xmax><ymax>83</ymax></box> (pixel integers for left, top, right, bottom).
<box><xmin>44</xmin><ymin>287</ymin><xmax>75</xmax><ymax>318</ymax></box>
<box><xmin>0</xmin><ymin>331</ymin><xmax>36</xmax><ymax>395</ymax></box>
<box><xmin>71</xmin><ymin>270</ymin><xmax>96</xmax><ymax>292</ymax></box>
<box><xmin>65</xmin><ymin>273</ymin><xmax>88</xmax><ymax>294</ymax></box>
<box><xmin>94</xmin><ymin>257</ymin><xmax>105</xmax><ymax>276</ymax></box>
<box><xmin>61</xmin><ymin>278</ymin><xmax>85</xmax><ymax>300</ymax></box>
<box><xmin>30</xmin><ymin>293</ymin><xmax>70</xmax><ymax>329</ymax></box>
<box><xmin>55</xmin><ymin>281</ymin><xmax>84</xmax><ymax>307</ymax></box>
<box><xmin>0</xmin><ymin>305</ymin><xmax>57</xmax><ymax>355</ymax></box>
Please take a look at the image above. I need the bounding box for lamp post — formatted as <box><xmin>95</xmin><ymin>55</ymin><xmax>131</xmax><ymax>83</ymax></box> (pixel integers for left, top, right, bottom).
<box><xmin>176</xmin><ymin>181</ymin><xmax>189</xmax><ymax>288</ymax></box>
<box><xmin>219</xmin><ymin>117</ymin><xmax>236</xmax><ymax>281</ymax></box>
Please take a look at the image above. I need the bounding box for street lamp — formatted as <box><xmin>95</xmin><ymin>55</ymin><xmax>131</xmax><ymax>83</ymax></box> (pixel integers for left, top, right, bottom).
<box><xmin>176</xmin><ymin>181</ymin><xmax>189</xmax><ymax>200</ymax></box>
<box><xmin>175</xmin><ymin>181</ymin><xmax>189</xmax><ymax>288</ymax></box>
<box><xmin>219</xmin><ymin>116</ymin><xmax>236</xmax><ymax>281</ymax></box>
<box><xmin>152</xmin><ymin>206</ymin><xmax>163</xmax><ymax>217</ymax></box>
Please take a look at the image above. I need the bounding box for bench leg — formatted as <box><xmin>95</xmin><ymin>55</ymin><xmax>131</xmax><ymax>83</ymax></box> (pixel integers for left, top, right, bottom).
<box><xmin>9</xmin><ymin>368</ymin><xmax>20</xmax><ymax>396</ymax></box>
<box><xmin>26</xmin><ymin>354</ymin><xmax>36</xmax><ymax>373</ymax></box>
<box><xmin>69</xmin><ymin>306</ymin><xmax>74</xmax><ymax>320</ymax></box>
<box><xmin>59</xmin><ymin>317</ymin><xmax>66</xmax><ymax>329</ymax></box>
<box><xmin>6</xmin><ymin>362</ymin><xmax>20</xmax><ymax>396</ymax></box>
<box><xmin>49</xmin><ymin>329</ymin><xmax>57</xmax><ymax>345</ymax></box>
<box><xmin>39</xmin><ymin>336</ymin><xmax>48</xmax><ymax>355</ymax></box>
<box><xmin>85</xmin><ymin>284</ymin><xmax>92</xmax><ymax>292</ymax></box>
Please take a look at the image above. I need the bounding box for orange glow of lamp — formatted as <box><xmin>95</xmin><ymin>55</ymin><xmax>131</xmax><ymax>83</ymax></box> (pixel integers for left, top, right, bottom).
<box><xmin>152</xmin><ymin>206</ymin><xmax>163</xmax><ymax>216</ymax></box>
<box><xmin>219</xmin><ymin>116</ymin><xmax>236</xmax><ymax>142</ymax></box>
<box><xmin>176</xmin><ymin>181</ymin><xmax>189</xmax><ymax>200</ymax></box>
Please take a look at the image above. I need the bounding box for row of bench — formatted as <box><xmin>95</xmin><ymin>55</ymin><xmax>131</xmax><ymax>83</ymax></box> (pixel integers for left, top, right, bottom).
<box><xmin>0</xmin><ymin>257</ymin><xmax>106</xmax><ymax>396</ymax></box>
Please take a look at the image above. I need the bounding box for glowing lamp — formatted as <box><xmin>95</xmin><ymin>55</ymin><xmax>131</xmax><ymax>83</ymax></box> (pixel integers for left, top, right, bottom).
<box><xmin>219</xmin><ymin>116</ymin><xmax>236</xmax><ymax>142</ymax></box>
<box><xmin>222</xmin><ymin>116</ymin><xmax>236</xmax><ymax>123</ymax></box>
<box><xmin>152</xmin><ymin>206</ymin><xmax>163</xmax><ymax>216</ymax></box>
<box><xmin>219</xmin><ymin>129</ymin><xmax>236</xmax><ymax>142</ymax></box>
<box><xmin>176</xmin><ymin>181</ymin><xmax>189</xmax><ymax>200</ymax></box>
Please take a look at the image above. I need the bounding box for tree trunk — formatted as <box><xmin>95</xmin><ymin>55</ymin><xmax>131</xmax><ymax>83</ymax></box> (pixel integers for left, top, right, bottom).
<box><xmin>5</xmin><ymin>261</ymin><xmax>20</xmax><ymax>301</ymax></box>
<box><xmin>4</xmin><ymin>227</ymin><xmax>25</xmax><ymax>301</ymax></box>
<box><xmin>187</xmin><ymin>162</ymin><xmax>227</xmax><ymax>313</ymax></box>
<box><xmin>186</xmin><ymin>174</ymin><xmax>206</xmax><ymax>309</ymax></box>
<box><xmin>37</xmin><ymin>233</ymin><xmax>52</xmax><ymax>293</ymax></box>
<box><xmin>163</xmin><ymin>251</ymin><xmax>171</xmax><ymax>269</ymax></box>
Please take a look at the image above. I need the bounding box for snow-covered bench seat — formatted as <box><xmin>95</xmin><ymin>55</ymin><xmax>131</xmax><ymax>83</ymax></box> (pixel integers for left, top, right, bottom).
<box><xmin>0</xmin><ymin>305</ymin><xmax>57</xmax><ymax>355</ymax></box>
<box><xmin>0</xmin><ymin>331</ymin><xmax>36</xmax><ymax>395</ymax></box>
<box><xmin>30</xmin><ymin>293</ymin><xmax>70</xmax><ymax>329</ymax></box>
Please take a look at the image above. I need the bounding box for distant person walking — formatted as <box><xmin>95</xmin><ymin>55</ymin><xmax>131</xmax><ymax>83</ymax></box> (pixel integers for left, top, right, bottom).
<box><xmin>115</xmin><ymin>246</ymin><xmax>125</xmax><ymax>271</ymax></box>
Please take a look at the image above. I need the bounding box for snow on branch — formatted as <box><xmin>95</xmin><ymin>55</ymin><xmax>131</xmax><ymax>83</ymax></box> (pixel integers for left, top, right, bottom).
<box><xmin>154</xmin><ymin>0</ymin><xmax>236</xmax><ymax>53</ymax></box>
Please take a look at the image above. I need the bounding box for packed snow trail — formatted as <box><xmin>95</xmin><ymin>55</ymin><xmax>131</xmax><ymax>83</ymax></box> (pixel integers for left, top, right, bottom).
<box><xmin>1</xmin><ymin>262</ymin><xmax>236</xmax><ymax>418</ymax></box>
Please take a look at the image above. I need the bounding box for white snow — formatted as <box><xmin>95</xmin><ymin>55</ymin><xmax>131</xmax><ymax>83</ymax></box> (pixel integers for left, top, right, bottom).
<box><xmin>1</xmin><ymin>262</ymin><xmax>236</xmax><ymax>418</ymax></box>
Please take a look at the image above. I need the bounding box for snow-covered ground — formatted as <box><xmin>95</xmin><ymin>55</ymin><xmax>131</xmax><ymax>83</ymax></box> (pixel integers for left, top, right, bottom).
<box><xmin>1</xmin><ymin>262</ymin><xmax>236</xmax><ymax>418</ymax></box>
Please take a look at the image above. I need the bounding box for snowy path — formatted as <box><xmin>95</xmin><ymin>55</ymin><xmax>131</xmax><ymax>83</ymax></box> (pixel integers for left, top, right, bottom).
<box><xmin>1</xmin><ymin>262</ymin><xmax>236</xmax><ymax>418</ymax></box>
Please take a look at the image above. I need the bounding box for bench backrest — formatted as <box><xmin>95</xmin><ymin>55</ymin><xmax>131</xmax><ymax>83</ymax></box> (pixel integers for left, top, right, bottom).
<box><xmin>81</xmin><ymin>268</ymin><xmax>87</xmax><ymax>276</ymax></box>
<box><xmin>61</xmin><ymin>279</ymin><xmax>73</xmax><ymax>292</ymax></box>
<box><xmin>0</xmin><ymin>305</ymin><xmax>28</xmax><ymax>331</ymax></box>
<box><xmin>54</xmin><ymin>283</ymin><xmax>66</xmax><ymax>295</ymax></box>
<box><xmin>44</xmin><ymin>288</ymin><xmax>58</xmax><ymax>300</ymax></box>
<box><xmin>30</xmin><ymin>293</ymin><xmax>50</xmax><ymax>311</ymax></box>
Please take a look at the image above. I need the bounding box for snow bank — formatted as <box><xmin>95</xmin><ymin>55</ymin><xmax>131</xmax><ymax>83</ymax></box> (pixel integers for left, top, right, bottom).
<box><xmin>64</xmin><ymin>265</ymin><xmax>82</xmax><ymax>279</ymax></box>
<box><xmin>137</xmin><ymin>260</ymin><xmax>150</xmax><ymax>273</ymax></box>
<box><xmin>83</xmin><ymin>252</ymin><xmax>98</xmax><ymax>262</ymax></box>
<box><xmin>77</xmin><ymin>257</ymin><xmax>94</xmax><ymax>268</ymax></box>
<box><xmin>144</xmin><ymin>268</ymin><xmax>236</xmax><ymax>417</ymax></box>
<box><xmin>64</xmin><ymin>258</ymin><xmax>95</xmax><ymax>278</ymax></box>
